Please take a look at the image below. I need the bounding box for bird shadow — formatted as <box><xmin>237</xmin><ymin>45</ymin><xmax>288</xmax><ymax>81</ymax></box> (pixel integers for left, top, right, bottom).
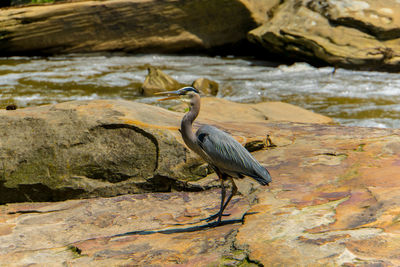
<box><xmin>114</xmin><ymin>211</ymin><xmax>259</xmax><ymax>237</ymax></box>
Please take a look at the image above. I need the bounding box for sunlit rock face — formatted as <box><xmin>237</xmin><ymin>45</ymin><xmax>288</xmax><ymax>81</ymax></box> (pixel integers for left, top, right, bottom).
<box><xmin>141</xmin><ymin>67</ymin><xmax>183</xmax><ymax>96</ymax></box>
<box><xmin>249</xmin><ymin>0</ymin><xmax>400</xmax><ymax>71</ymax></box>
<box><xmin>0</xmin><ymin>0</ymin><xmax>258</xmax><ymax>55</ymax></box>
<box><xmin>192</xmin><ymin>78</ymin><xmax>219</xmax><ymax>96</ymax></box>
<box><xmin>234</xmin><ymin>122</ymin><xmax>400</xmax><ymax>266</ymax></box>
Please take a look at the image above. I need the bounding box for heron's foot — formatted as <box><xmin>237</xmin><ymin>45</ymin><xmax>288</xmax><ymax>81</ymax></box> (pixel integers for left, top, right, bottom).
<box><xmin>201</xmin><ymin>212</ymin><xmax>231</xmax><ymax>222</ymax></box>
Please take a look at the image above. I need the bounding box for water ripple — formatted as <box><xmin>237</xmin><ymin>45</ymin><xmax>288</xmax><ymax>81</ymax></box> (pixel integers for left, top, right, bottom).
<box><xmin>0</xmin><ymin>54</ymin><xmax>399</xmax><ymax>128</ymax></box>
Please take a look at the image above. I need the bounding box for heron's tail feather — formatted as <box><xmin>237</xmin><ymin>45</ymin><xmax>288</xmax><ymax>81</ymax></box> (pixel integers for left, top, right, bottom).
<box><xmin>248</xmin><ymin>166</ymin><xmax>271</xmax><ymax>186</ymax></box>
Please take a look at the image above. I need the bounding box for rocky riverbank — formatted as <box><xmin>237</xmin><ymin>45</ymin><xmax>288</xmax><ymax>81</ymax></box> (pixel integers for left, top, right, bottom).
<box><xmin>2</xmin><ymin>0</ymin><xmax>400</xmax><ymax>70</ymax></box>
<box><xmin>0</xmin><ymin>99</ymin><xmax>399</xmax><ymax>265</ymax></box>
<box><xmin>1</xmin><ymin>0</ymin><xmax>400</xmax><ymax>264</ymax></box>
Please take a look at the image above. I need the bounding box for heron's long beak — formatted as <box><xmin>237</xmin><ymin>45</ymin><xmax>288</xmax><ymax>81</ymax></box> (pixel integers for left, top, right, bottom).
<box><xmin>155</xmin><ymin>90</ymin><xmax>180</xmax><ymax>101</ymax></box>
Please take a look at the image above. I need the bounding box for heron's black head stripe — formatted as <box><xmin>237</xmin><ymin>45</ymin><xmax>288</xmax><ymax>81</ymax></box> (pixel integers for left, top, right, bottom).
<box><xmin>179</xmin><ymin>87</ymin><xmax>199</xmax><ymax>95</ymax></box>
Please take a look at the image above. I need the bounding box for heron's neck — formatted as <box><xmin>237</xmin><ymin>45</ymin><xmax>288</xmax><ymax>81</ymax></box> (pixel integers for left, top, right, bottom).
<box><xmin>181</xmin><ymin>94</ymin><xmax>200</xmax><ymax>151</ymax></box>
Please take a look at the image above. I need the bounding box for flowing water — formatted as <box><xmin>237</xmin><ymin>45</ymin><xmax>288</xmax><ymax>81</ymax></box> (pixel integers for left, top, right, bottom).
<box><xmin>1</xmin><ymin>54</ymin><xmax>400</xmax><ymax>128</ymax></box>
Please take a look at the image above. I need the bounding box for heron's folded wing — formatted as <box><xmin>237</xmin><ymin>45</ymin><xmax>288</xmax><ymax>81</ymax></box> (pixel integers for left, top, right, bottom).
<box><xmin>196</xmin><ymin>125</ymin><xmax>271</xmax><ymax>184</ymax></box>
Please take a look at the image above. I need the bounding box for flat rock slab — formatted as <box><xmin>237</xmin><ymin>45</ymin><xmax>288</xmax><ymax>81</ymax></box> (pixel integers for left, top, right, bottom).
<box><xmin>233</xmin><ymin>122</ymin><xmax>400</xmax><ymax>266</ymax></box>
<box><xmin>0</xmin><ymin>190</ymin><xmax>250</xmax><ymax>266</ymax></box>
<box><xmin>1</xmin><ymin>118</ymin><xmax>400</xmax><ymax>265</ymax></box>
<box><xmin>200</xmin><ymin>97</ymin><xmax>333</xmax><ymax>124</ymax></box>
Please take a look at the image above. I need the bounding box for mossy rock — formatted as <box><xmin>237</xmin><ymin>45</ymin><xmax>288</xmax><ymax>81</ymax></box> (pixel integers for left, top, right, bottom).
<box><xmin>0</xmin><ymin>100</ymin><xmax>207</xmax><ymax>204</ymax></box>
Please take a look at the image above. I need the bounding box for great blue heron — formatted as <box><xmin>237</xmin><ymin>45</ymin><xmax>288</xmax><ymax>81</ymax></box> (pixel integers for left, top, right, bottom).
<box><xmin>157</xmin><ymin>86</ymin><xmax>271</xmax><ymax>224</ymax></box>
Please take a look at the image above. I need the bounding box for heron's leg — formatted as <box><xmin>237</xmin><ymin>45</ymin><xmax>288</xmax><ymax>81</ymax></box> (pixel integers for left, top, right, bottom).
<box><xmin>201</xmin><ymin>172</ymin><xmax>230</xmax><ymax>222</ymax></box>
<box><xmin>219</xmin><ymin>177</ymin><xmax>238</xmax><ymax>217</ymax></box>
<box><xmin>202</xmin><ymin>176</ymin><xmax>239</xmax><ymax>224</ymax></box>
<box><xmin>216</xmin><ymin>177</ymin><xmax>226</xmax><ymax>223</ymax></box>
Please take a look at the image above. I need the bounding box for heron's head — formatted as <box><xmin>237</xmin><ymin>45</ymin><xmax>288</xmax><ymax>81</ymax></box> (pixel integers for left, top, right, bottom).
<box><xmin>156</xmin><ymin>87</ymin><xmax>200</xmax><ymax>105</ymax></box>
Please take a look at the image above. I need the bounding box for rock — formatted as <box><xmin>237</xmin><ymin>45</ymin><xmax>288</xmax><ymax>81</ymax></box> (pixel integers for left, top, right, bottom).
<box><xmin>169</xmin><ymin>97</ymin><xmax>333</xmax><ymax>123</ymax></box>
<box><xmin>1</xmin><ymin>121</ymin><xmax>400</xmax><ymax>265</ymax></box>
<box><xmin>141</xmin><ymin>66</ymin><xmax>182</xmax><ymax>96</ymax></box>
<box><xmin>0</xmin><ymin>97</ymin><xmax>332</xmax><ymax>204</ymax></box>
<box><xmin>192</xmin><ymin>78</ymin><xmax>219</xmax><ymax>96</ymax></box>
<box><xmin>0</xmin><ymin>190</ymin><xmax>251</xmax><ymax>266</ymax></box>
<box><xmin>198</xmin><ymin>97</ymin><xmax>333</xmax><ymax>124</ymax></box>
<box><xmin>9</xmin><ymin>0</ymin><xmax>65</xmax><ymax>6</ymax></box>
<box><xmin>234</xmin><ymin>123</ymin><xmax>400</xmax><ymax>266</ymax></box>
<box><xmin>241</xmin><ymin>0</ymin><xmax>281</xmax><ymax>24</ymax></box>
<box><xmin>249</xmin><ymin>0</ymin><xmax>400</xmax><ymax>71</ymax></box>
<box><xmin>0</xmin><ymin>100</ymin><xmax>209</xmax><ymax>204</ymax></box>
<box><xmin>0</xmin><ymin>0</ymin><xmax>258</xmax><ymax>55</ymax></box>
<box><xmin>5</xmin><ymin>104</ymin><xmax>17</xmax><ymax>110</ymax></box>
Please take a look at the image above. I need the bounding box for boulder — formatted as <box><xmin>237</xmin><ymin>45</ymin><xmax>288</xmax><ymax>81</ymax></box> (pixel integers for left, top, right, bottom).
<box><xmin>0</xmin><ymin>100</ymin><xmax>209</xmax><ymax>204</ymax></box>
<box><xmin>0</xmin><ymin>0</ymin><xmax>258</xmax><ymax>55</ymax></box>
<box><xmin>249</xmin><ymin>0</ymin><xmax>400</xmax><ymax>71</ymax></box>
<box><xmin>192</xmin><ymin>78</ymin><xmax>219</xmax><ymax>96</ymax></box>
<box><xmin>141</xmin><ymin>67</ymin><xmax>183</xmax><ymax>96</ymax></box>
<box><xmin>1</xmin><ymin>121</ymin><xmax>400</xmax><ymax>265</ymax></box>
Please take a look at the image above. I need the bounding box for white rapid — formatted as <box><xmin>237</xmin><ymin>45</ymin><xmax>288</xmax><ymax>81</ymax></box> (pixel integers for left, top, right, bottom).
<box><xmin>1</xmin><ymin>54</ymin><xmax>400</xmax><ymax>128</ymax></box>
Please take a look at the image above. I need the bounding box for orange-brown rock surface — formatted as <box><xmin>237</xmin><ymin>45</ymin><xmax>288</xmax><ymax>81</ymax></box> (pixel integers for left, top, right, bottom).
<box><xmin>235</xmin><ymin>122</ymin><xmax>400</xmax><ymax>266</ymax></box>
<box><xmin>199</xmin><ymin>97</ymin><xmax>333</xmax><ymax>124</ymax></box>
<box><xmin>0</xmin><ymin>99</ymin><xmax>399</xmax><ymax>265</ymax></box>
<box><xmin>0</xmin><ymin>190</ymin><xmax>251</xmax><ymax>266</ymax></box>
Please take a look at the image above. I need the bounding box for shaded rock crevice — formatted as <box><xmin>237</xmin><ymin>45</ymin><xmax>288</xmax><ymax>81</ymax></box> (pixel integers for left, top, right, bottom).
<box><xmin>0</xmin><ymin>180</ymin><xmax>85</xmax><ymax>204</ymax></box>
<box><xmin>0</xmin><ymin>173</ymin><xmax>207</xmax><ymax>205</ymax></box>
<box><xmin>136</xmin><ymin>174</ymin><xmax>206</xmax><ymax>193</ymax></box>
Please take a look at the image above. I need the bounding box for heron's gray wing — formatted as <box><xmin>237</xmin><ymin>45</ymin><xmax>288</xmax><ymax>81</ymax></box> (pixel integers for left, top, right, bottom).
<box><xmin>196</xmin><ymin>125</ymin><xmax>271</xmax><ymax>185</ymax></box>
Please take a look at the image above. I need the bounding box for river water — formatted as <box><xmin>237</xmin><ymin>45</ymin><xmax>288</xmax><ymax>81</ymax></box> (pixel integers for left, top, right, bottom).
<box><xmin>1</xmin><ymin>54</ymin><xmax>400</xmax><ymax>128</ymax></box>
